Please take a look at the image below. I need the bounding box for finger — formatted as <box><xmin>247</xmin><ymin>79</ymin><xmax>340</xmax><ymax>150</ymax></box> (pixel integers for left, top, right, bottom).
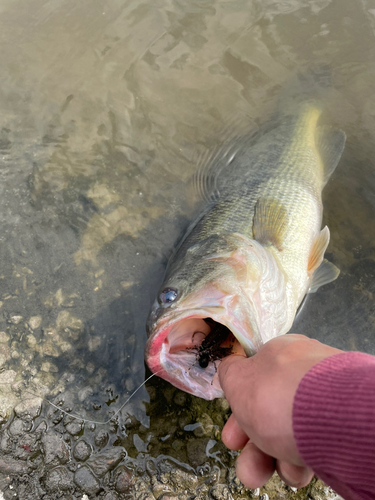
<box><xmin>276</xmin><ymin>461</ymin><xmax>314</xmax><ymax>488</ymax></box>
<box><xmin>221</xmin><ymin>414</ymin><xmax>249</xmax><ymax>450</ymax></box>
<box><xmin>236</xmin><ymin>440</ymin><xmax>275</xmax><ymax>489</ymax></box>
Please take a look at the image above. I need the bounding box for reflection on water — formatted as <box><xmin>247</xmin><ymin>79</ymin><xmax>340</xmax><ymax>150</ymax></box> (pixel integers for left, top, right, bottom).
<box><xmin>0</xmin><ymin>0</ymin><xmax>374</xmax><ymax>493</ymax></box>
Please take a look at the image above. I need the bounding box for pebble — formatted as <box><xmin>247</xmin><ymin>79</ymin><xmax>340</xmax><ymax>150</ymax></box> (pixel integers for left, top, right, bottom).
<box><xmin>46</xmin><ymin>466</ymin><xmax>72</xmax><ymax>492</ymax></box>
<box><xmin>9</xmin><ymin>418</ymin><xmax>28</xmax><ymax>437</ymax></box>
<box><xmin>186</xmin><ymin>438</ymin><xmax>209</xmax><ymax>467</ymax></box>
<box><xmin>10</xmin><ymin>315</ymin><xmax>22</xmax><ymax>325</ymax></box>
<box><xmin>103</xmin><ymin>492</ymin><xmax>119</xmax><ymax>500</ymax></box>
<box><xmin>73</xmin><ymin>440</ymin><xmax>92</xmax><ymax>461</ymax></box>
<box><xmin>115</xmin><ymin>465</ymin><xmax>134</xmax><ymax>493</ymax></box>
<box><xmin>173</xmin><ymin>392</ymin><xmax>187</xmax><ymax>406</ymax></box>
<box><xmin>0</xmin><ymin>455</ymin><xmax>29</xmax><ymax>474</ymax></box>
<box><xmin>74</xmin><ymin>466</ymin><xmax>101</xmax><ymax>495</ymax></box>
<box><xmin>65</xmin><ymin>420</ymin><xmax>83</xmax><ymax>436</ymax></box>
<box><xmin>41</xmin><ymin>433</ymin><xmax>70</xmax><ymax>467</ymax></box>
<box><xmin>87</xmin><ymin>447</ymin><xmax>126</xmax><ymax>477</ymax></box>
<box><xmin>14</xmin><ymin>397</ymin><xmax>42</xmax><ymax>420</ymax></box>
<box><xmin>0</xmin><ymin>370</ymin><xmax>17</xmax><ymax>384</ymax></box>
<box><xmin>28</xmin><ymin>316</ymin><xmax>42</xmax><ymax>330</ymax></box>
<box><xmin>0</xmin><ymin>331</ymin><xmax>9</xmax><ymax>342</ymax></box>
<box><xmin>94</xmin><ymin>430</ymin><xmax>109</xmax><ymax>448</ymax></box>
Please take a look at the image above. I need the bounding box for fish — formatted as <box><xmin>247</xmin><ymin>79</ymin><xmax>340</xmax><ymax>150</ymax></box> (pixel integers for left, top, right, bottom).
<box><xmin>145</xmin><ymin>96</ymin><xmax>346</xmax><ymax>400</ymax></box>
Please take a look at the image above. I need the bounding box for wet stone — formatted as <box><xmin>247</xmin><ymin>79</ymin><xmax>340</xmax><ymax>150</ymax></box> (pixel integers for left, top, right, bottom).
<box><xmin>73</xmin><ymin>440</ymin><xmax>91</xmax><ymax>461</ymax></box>
<box><xmin>65</xmin><ymin>420</ymin><xmax>83</xmax><ymax>436</ymax></box>
<box><xmin>103</xmin><ymin>493</ymin><xmax>119</xmax><ymax>500</ymax></box>
<box><xmin>28</xmin><ymin>316</ymin><xmax>42</xmax><ymax>329</ymax></box>
<box><xmin>10</xmin><ymin>315</ymin><xmax>22</xmax><ymax>324</ymax></box>
<box><xmin>0</xmin><ymin>432</ymin><xmax>12</xmax><ymax>453</ymax></box>
<box><xmin>87</xmin><ymin>447</ymin><xmax>126</xmax><ymax>477</ymax></box>
<box><xmin>115</xmin><ymin>465</ymin><xmax>134</xmax><ymax>494</ymax></box>
<box><xmin>186</xmin><ymin>438</ymin><xmax>209</xmax><ymax>467</ymax></box>
<box><xmin>94</xmin><ymin>429</ymin><xmax>109</xmax><ymax>448</ymax></box>
<box><xmin>15</xmin><ymin>435</ymin><xmax>39</xmax><ymax>460</ymax></box>
<box><xmin>0</xmin><ymin>455</ymin><xmax>29</xmax><ymax>475</ymax></box>
<box><xmin>74</xmin><ymin>466</ymin><xmax>101</xmax><ymax>496</ymax></box>
<box><xmin>173</xmin><ymin>391</ymin><xmax>187</xmax><ymax>406</ymax></box>
<box><xmin>14</xmin><ymin>397</ymin><xmax>42</xmax><ymax>420</ymax></box>
<box><xmin>46</xmin><ymin>466</ymin><xmax>73</xmax><ymax>492</ymax></box>
<box><xmin>41</xmin><ymin>433</ymin><xmax>70</xmax><ymax>467</ymax></box>
<box><xmin>8</xmin><ymin>418</ymin><xmax>28</xmax><ymax>436</ymax></box>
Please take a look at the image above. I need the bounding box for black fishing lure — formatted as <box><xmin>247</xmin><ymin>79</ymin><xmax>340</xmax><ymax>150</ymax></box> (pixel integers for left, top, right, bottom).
<box><xmin>191</xmin><ymin>318</ymin><xmax>233</xmax><ymax>369</ymax></box>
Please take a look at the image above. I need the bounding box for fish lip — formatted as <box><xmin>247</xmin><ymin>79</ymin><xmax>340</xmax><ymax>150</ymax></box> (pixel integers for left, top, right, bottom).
<box><xmin>145</xmin><ymin>306</ymin><xmax>250</xmax><ymax>400</ymax></box>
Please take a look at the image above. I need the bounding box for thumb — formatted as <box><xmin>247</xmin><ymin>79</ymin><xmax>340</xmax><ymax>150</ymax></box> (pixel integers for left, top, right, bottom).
<box><xmin>218</xmin><ymin>354</ymin><xmax>249</xmax><ymax>404</ymax></box>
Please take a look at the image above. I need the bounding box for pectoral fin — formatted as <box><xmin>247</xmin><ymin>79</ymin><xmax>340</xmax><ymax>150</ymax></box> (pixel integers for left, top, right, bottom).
<box><xmin>308</xmin><ymin>259</ymin><xmax>340</xmax><ymax>293</ymax></box>
<box><xmin>253</xmin><ymin>197</ymin><xmax>289</xmax><ymax>251</ymax></box>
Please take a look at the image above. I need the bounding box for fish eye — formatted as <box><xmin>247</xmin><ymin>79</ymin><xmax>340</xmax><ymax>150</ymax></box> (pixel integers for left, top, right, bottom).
<box><xmin>159</xmin><ymin>287</ymin><xmax>178</xmax><ymax>304</ymax></box>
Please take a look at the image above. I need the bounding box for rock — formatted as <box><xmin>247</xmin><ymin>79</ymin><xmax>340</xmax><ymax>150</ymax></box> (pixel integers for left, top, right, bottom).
<box><xmin>0</xmin><ymin>394</ymin><xmax>18</xmax><ymax>424</ymax></box>
<box><xmin>0</xmin><ymin>431</ymin><xmax>12</xmax><ymax>453</ymax></box>
<box><xmin>74</xmin><ymin>466</ymin><xmax>101</xmax><ymax>496</ymax></box>
<box><xmin>10</xmin><ymin>315</ymin><xmax>22</xmax><ymax>324</ymax></box>
<box><xmin>41</xmin><ymin>433</ymin><xmax>70</xmax><ymax>467</ymax></box>
<box><xmin>0</xmin><ymin>370</ymin><xmax>17</xmax><ymax>384</ymax></box>
<box><xmin>94</xmin><ymin>430</ymin><xmax>109</xmax><ymax>448</ymax></box>
<box><xmin>56</xmin><ymin>311</ymin><xmax>83</xmax><ymax>333</ymax></box>
<box><xmin>173</xmin><ymin>392</ymin><xmax>187</xmax><ymax>406</ymax></box>
<box><xmin>73</xmin><ymin>440</ymin><xmax>91</xmax><ymax>461</ymax></box>
<box><xmin>15</xmin><ymin>435</ymin><xmax>39</xmax><ymax>460</ymax></box>
<box><xmin>0</xmin><ymin>456</ymin><xmax>29</xmax><ymax>474</ymax></box>
<box><xmin>103</xmin><ymin>492</ymin><xmax>119</xmax><ymax>500</ymax></box>
<box><xmin>0</xmin><ymin>344</ymin><xmax>10</xmax><ymax>367</ymax></box>
<box><xmin>115</xmin><ymin>465</ymin><xmax>134</xmax><ymax>493</ymax></box>
<box><xmin>9</xmin><ymin>418</ymin><xmax>28</xmax><ymax>436</ymax></box>
<box><xmin>46</xmin><ymin>466</ymin><xmax>72</xmax><ymax>492</ymax></box>
<box><xmin>28</xmin><ymin>316</ymin><xmax>42</xmax><ymax>329</ymax></box>
<box><xmin>210</xmin><ymin>484</ymin><xmax>234</xmax><ymax>500</ymax></box>
<box><xmin>0</xmin><ymin>331</ymin><xmax>10</xmax><ymax>342</ymax></box>
<box><xmin>186</xmin><ymin>438</ymin><xmax>209</xmax><ymax>467</ymax></box>
<box><xmin>87</xmin><ymin>447</ymin><xmax>126</xmax><ymax>477</ymax></box>
<box><xmin>14</xmin><ymin>397</ymin><xmax>42</xmax><ymax>420</ymax></box>
<box><xmin>26</xmin><ymin>334</ymin><xmax>37</xmax><ymax>349</ymax></box>
<box><xmin>65</xmin><ymin>420</ymin><xmax>83</xmax><ymax>436</ymax></box>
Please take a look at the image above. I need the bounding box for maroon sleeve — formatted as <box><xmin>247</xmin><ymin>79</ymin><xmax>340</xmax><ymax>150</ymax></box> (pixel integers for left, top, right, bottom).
<box><xmin>293</xmin><ymin>351</ymin><xmax>375</xmax><ymax>500</ymax></box>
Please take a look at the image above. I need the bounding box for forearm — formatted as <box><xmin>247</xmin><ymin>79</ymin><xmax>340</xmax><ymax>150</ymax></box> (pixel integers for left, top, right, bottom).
<box><xmin>293</xmin><ymin>352</ymin><xmax>375</xmax><ymax>500</ymax></box>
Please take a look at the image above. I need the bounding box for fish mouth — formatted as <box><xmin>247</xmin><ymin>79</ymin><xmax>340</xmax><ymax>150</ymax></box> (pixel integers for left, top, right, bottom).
<box><xmin>145</xmin><ymin>311</ymin><xmax>247</xmax><ymax>400</ymax></box>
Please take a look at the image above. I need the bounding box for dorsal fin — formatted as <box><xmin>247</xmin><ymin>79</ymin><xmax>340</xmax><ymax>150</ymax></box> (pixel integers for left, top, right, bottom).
<box><xmin>315</xmin><ymin>126</ymin><xmax>346</xmax><ymax>185</ymax></box>
<box><xmin>307</xmin><ymin>226</ymin><xmax>330</xmax><ymax>274</ymax></box>
<box><xmin>192</xmin><ymin>115</ymin><xmax>257</xmax><ymax>203</ymax></box>
<box><xmin>253</xmin><ymin>197</ymin><xmax>289</xmax><ymax>251</ymax></box>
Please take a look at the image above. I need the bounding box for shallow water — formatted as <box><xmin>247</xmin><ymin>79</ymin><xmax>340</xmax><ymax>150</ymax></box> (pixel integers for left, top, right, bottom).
<box><xmin>0</xmin><ymin>0</ymin><xmax>374</xmax><ymax>489</ymax></box>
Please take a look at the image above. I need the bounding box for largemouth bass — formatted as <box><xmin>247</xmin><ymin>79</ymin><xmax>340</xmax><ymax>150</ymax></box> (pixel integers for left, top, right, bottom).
<box><xmin>145</xmin><ymin>101</ymin><xmax>345</xmax><ymax>400</ymax></box>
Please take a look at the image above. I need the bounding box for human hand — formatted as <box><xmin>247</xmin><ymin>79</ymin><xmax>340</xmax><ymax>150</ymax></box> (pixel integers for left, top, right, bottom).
<box><xmin>218</xmin><ymin>334</ymin><xmax>342</xmax><ymax>489</ymax></box>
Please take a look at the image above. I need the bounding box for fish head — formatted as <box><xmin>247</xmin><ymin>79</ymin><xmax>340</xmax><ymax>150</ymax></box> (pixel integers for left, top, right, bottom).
<box><xmin>145</xmin><ymin>233</ymin><xmax>288</xmax><ymax>400</ymax></box>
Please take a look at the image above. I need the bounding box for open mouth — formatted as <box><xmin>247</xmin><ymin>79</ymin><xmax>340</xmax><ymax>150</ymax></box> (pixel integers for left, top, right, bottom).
<box><xmin>151</xmin><ymin>315</ymin><xmax>246</xmax><ymax>399</ymax></box>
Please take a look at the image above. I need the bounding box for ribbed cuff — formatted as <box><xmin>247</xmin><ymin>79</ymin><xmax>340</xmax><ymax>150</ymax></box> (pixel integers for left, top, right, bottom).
<box><xmin>293</xmin><ymin>351</ymin><xmax>375</xmax><ymax>500</ymax></box>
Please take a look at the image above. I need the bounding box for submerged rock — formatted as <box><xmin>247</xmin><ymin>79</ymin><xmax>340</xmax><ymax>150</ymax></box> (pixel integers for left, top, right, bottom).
<box><xmin>74</xmin><ymin>466</ymin><xmax>101</xmax><ymax>495</ymax></box>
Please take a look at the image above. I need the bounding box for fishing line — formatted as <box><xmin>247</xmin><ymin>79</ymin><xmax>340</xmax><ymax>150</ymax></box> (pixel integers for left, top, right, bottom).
<box><xmin>24</xmin><ymin>370</ymin><xmax>163</xmax><ymax>426</ymax></box>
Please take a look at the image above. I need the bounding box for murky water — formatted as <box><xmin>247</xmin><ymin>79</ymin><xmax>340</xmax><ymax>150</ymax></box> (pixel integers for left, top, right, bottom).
<box><xmin>0</xmin><ymin>0</ymin><xmax>374</xmax><ymax>493</ymax></box>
